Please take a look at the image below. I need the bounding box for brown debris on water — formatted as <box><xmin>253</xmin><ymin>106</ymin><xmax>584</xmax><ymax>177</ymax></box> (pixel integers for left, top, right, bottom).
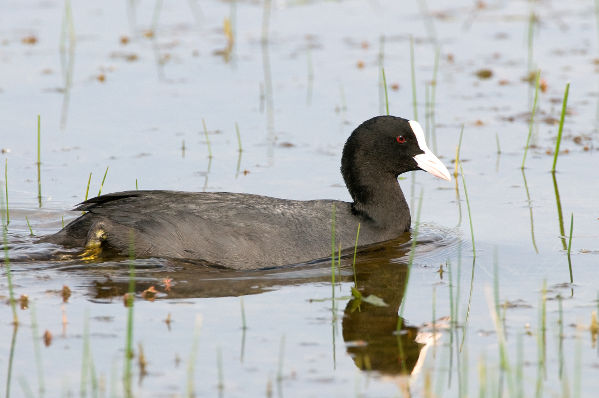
<box><xmin>19</xmin><ymin>294</ymin><xmax>29</xmax><ymax>310</ymax></box>
<box><xmin>356</xmin><ymin>60</ymin><xmax>365</xmax><ymax>69</ymax></box>
<box><xmin>43</xmin><ymin>330</ymin><xmax>52</xmax><ymax>347</ymax></box>
<box><xmin>278</xmin><ymin>142</ymin><xmax>295</xmax><ymax>148</ymax></box>
<box><xmin>475</xmin><ymin>69</ymin><xmax>493</xmax><ymax>79</ymax></box>
<box><xmin>141</xmin><ymin>286</ymin><xmax>157</xmax><ymax>301</ymax></box>
<box><xmin>61</xmin><ymin>285</ymin><xmax>71</xmax><ymax>303</ymax></box>
<box><xmin>120</xmin><ymin>36</ymin><xmax>130</xmax><ymax>45</ymax></box>
<box><xmin>22</xmin><ymin>35</ymin><xmax>38</xmax><ymax>45</ymax></box>
<box><xmin>123</xmin><ymin>293</ymin><xmax>134</xmax><ymax>307</ymax></box>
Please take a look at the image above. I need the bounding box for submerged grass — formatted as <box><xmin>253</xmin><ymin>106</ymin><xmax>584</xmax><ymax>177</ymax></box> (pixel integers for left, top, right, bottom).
<box><xmin>30</xmin><ymin>302</ymin><xmax>44</xmax><ymax>397</ymax></box>
<box><xmin>551</xmin><ymin>82</ymin><xmax>570</xmax><ymax>173</ymax></box>
<box><xmin>187</xmin><ymin>315</ymin><xmax>203</xmax><ymax>398</ymax></box>
<box><xmin>398</xmin><ymin>188</ymin><xmax>424</xmax><ymax>319</ymax></box>
<box><xmin>535</xmin><ymin>280</ymin><xmax>547</xmax><ymax>398</ymax></box>
<box><xmin>124</xmin><ymin>232</ymin><xmax>136</xmax><ymax>398</ymax></box>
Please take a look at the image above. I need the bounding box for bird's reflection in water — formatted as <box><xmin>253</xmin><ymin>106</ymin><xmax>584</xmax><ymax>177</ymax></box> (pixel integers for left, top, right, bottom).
<box><xmin>82</xmin><ymin>235</ymin><xmax>440</xmax><ymax>391</ymax></box>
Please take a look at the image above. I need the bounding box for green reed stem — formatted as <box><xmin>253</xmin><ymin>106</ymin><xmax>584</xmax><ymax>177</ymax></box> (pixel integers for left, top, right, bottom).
<box><xmin>535</xmin><ymin>280</ymin><xmax>547</xmax><ymax>398</ymax></box>
<box><xmin>430</xmin><ymin>45</ymin><xmax>440</xmax><ymax>153</ymax></box>
<box><xmin>97</xmin><ymin>166</ymin><xmax>109</xmax><ymax>197</ymax></box>
<box><xmin>410</xmin><ymin>36</ymin><xmax>418</xmax><ymax>121</ymax></box>
<box><xmin>522</xmin><ymin>70</ymin><xmax>541</xmax><ymax>169</ymax></box>
<box><xmin>202</xmin><ymin>118</ymin><xmax>213</xmax><ymax>159</ymax></box>
<box><xmin>37</xmin><ymin>115</ymin><xmax>42</xmax><ymax>208</ymax></box>
<box><xmin>352</xmin><ymin>223</ymin><xmax>361</xmax><ymax>288</ymax></box>
<box><xmin>85</xmin><ymin>173</ymin><xmax>92</xmax><ymax>201</ymax></box>
<box><xmin>454</xmin><ymin>125</ymin><xmax>464</xmax><ymax>178</ymax></box>
<box><xmin>187</xmin><ymin>315</ymin><xmax>202</xmax><ymax>398</ymax></box>
<box><xmin>567</xmin><ymin>213</ymin><xmax>574</xmax><ymax>283</ymax></box>
<box><xmin>217</xmin><ymin>347</ymin><xmax>224</xmax><ymax>391</ymax></box>
<box><xmin>80</xmin><ymin>311</ymin><xmax>90</xmax><ymax>398</ymax></box>
<box><xmin>551</xmin><ymin>82</ymin><xmax>570</xmax><ymax>173</ymax></box>
<box><xmin>1</xmin><ymin>192</ymin><xmax>18</xmax><ymax>325</ymax></box>
<box><xmin>382</xmin><ymin>67</ymin><xmax>389</xmax><ymax>115</ymax></box>
<box><xmin>551</xmin><ymin>172</ymin><xmax>567</xmax><ymax>250</ymax></box>
<box><xmin>25</xmin><ymin>216</ymin><xmax>34</xmax><ymax>236</ymax></box>
<box><xmin>240</xmin><ymin>297</ymin><xmax>247</xmax><ymax>330</ymax></box>
<box><xmin>459</xmin><ymin>162</ymin><xmax>476</xmax><ymax>258</ymax></box>
<box><xmin>4</xmin><ymin>158</ymin><xmax>8</xmax><ymax>225</ymax></box>
<box><xmin>6</xmin><ymin>324</ymin><xmax>18</xmax><ymax>398</ymax></box>
<box><xmin>495</xmin><ymin>132</ymin><xmax>501</xmax><ymax>154</ymax></box>
<box><xmin>123</xmin><ymin>232</ymin><xmax>135</xmax><ymax>398</ymax></box>
<box><xmin>330</xmin><ymin>204</ymin><xmax>336</xmax><ymax>301</ymax></box>
<box><xmin>235</xmin><ymin>122</ymin><xmax>242</xmax><ymax>152</ymax></box>
<box><xmin>30</xmin><ymin>302</ymin><xmax>44</xmax><ymax>397</ymax></box>
<box><xmin>277</xmin><ymin>335</ymin><xmax>285</xmax><ymax>382</ymax></box>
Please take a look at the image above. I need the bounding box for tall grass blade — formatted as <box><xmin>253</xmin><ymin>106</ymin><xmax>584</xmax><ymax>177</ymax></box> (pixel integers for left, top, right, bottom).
<box><xmin>4</xmin><ymin>158</ymin><xmax>8</xmax><ymax>225</ymax></box>
<box><xmin>352</xmin><ymin>223</ymin><xmax>361</xmax><ymax>288</ymax></box>
<box><xmin>521</xmin><ymin>169</ymin><xmax>539</xmax><ymax>253</ymax></box>
<box><xmin>567</xmin><ymin>213</ymin><xmax>574</xmax><ymax>283</ymax></box>
<box><xmin>410</xmin><ymin>36</ymin><xmax>418</xmax><ymax>120</ymax></box>
<box><xmin>459</xmin><ymin>162</ymin><xmax>476</xmax><ymax>258</ymax></box>
<box><xmin>5</xmin><ymin>324</ymin><xmax>18</xmax><ymax>398</ymax></box>
<box><xmin>26</xmin><ymin>216</ymin><xmax>34</xmax><ymax>236</ymax></box>
<box><xmin>1</xmin><ymin>187</ymin><xmax>18</xmax><ymax>325</ymax></box>
<box><xmin>37</xmin><ymin>115</ymin><xmax>42</xmax><ymax>208</ymax></box>
<box><xmin>454</xmin><ymin>125</ymin><xmax>464</xmax><ymax>178</ymax></box>
<box><xmin>551</xmin><ymin>172</ymin><xmax>567</xmax><ymax>250</ymax></box>
<box><xmin>551</xmin><ymin>82</ymin><xmax>570</xmax><ymax>173</ymax></box>
<box><xmin>97</xmin><ymin>166</ymin><xmax>109</xmax><ymax>197</ymax></box>
<box><xmin>382</xmin><ymin>67</ymin><xmax>389</xmax><ymax>115</ymax></box>
<box><xmin>202</xmin><ymin>118</ymin><xmax>213</xmax><ymax>159</ymax></box>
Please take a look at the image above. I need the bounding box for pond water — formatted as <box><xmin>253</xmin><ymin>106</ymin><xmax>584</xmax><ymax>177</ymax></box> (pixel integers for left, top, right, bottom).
<box><xmin>1</xmin><ymin>0</ymin><xmax>599</xmax><ymax>397</ymax></box>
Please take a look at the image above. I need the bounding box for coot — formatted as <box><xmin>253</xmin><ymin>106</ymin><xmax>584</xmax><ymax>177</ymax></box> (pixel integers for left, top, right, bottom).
<box><xmin>41</xmin><ymin>116</ymin><xmax>450</xmax><ymax>269</ymax></box>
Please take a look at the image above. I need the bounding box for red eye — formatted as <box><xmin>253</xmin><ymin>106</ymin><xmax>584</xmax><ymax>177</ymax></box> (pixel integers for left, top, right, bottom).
<box><xmin>396</xmin><ymin>136</ymin><xmax>406</xmax><ymax>143</ymax></box>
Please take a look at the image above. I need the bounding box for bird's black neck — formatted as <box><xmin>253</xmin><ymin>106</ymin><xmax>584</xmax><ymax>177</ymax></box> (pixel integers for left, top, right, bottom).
<box><xmin>344</xmin><ymin>166</ymin><xmax>411</xmax><ymax>233</ymax></box>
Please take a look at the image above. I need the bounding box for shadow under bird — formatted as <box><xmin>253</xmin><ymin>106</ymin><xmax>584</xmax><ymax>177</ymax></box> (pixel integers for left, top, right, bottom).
<box><xmin>41</xmin><ymin>116</ymin><xmax>451</xmax><ymax>269</ymax></box>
